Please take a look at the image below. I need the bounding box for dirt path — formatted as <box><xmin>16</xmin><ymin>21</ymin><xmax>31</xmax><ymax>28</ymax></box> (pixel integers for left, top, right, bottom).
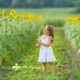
<box><xmin>66</xmin><ymin>56</ymin><xmax>74</xmax><ymax>80</ymax></box>
<box><xmin>56</xmin><ymin>27</ymin><xmax>74</xmax><ymax>80</ymax></box>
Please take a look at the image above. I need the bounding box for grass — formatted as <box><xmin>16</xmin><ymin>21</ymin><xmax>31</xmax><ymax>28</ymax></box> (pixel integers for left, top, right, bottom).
<box><xmin>0</xmin><ymin>27</ymin><xmax>73</xmax><ymax>80</ymax></box>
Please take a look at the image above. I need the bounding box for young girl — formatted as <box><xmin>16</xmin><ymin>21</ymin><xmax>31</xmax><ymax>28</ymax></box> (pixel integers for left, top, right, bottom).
<box><xmin>36</xmin><ymin>25</ymin><xmax>57</xmax><ymax>74</ymax></box>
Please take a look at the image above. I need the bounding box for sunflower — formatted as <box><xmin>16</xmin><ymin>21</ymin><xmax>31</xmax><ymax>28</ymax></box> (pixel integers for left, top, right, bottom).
<box><xmin>2</xmin><ymin>9</ymin><xmax>6</xmax><ymax>14</ymax></box>
<box><xmin>71</xmin><ymin>16</ymin><xmax>75</xmax><ymax>24</ymax></box>
<box><xmin>5</xmin><ymin>15</ymin><xmax>9</xmax><ymax>19</ymax></box>
<box><xmin>15</xmin><ymin>14</ymin><xmax>19</xmax><ymax>19</ymax></box>
<box><xmin>36</xmin><ymin>15</ymin><xmax>42</xmax><ymax>20</ymax></box>
<box><xmin>74</xmin><ymin>17</ymin><xmax>78</xmax><ymax>21</ymax></box>
<box><xmin>41</xmin><ymin>25</ymin><xmax>45</xmax><ymax>33</ymax></box>
<box><xmin>25</xmin><ymin>14</ymin><xmax>34</xmax><ymax>21</ymax></box>
<box><xmin>75</xmin><ymin>17</ymin><xmax>80</xmax><ymax>23</ymax></box>
<box><xmin>27</xmin><ymin>14</ymin><xmax>34</xmax><ymax>19</ymax></box>
<box><xmin>22</xmin><ymin>12</ymin><xmax>26</xmax><ymax>18</ymax></box>
<box><xmin>9</xmin><ymin>14</ymin><xmax>12</xmax><ymax>19</ymax></box>
<box><xmin>65</xmin><ymin>17</ymin><xmax>70</xmax><ymax>22</ymax></box>
<box><xmin>10</xmin><ymin>10</ymin><xmax>16</xmax><ymax>15</ymax></box>
<box><xmin>71</xmin><ymin>20</ymin><xmax>75</xmax><ymax>24</ymax></box>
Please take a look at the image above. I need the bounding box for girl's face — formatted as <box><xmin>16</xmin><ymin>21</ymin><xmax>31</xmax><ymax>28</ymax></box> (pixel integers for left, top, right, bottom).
<box><xmin>44</xmin><ymin>26</ymin><xmax>49</xmax><ymax>35</ymax></box>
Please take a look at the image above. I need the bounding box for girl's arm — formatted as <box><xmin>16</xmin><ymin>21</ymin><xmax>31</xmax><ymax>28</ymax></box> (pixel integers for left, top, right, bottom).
<box><xmin>40</xmin><ymin>37</ymin><xmax>51</xmax><ymax>47</ymax></box>
<box><xmin>36</xmin><ymin>37</ymin><xmax>42</xmax><ymax>47</ymax></box>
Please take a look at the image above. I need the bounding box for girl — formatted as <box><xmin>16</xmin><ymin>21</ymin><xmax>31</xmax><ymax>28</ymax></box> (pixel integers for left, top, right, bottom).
<box><xmin>36</xmin><ymin>25</ymin><xmax>57</xmax><ymax>74</ymax></box>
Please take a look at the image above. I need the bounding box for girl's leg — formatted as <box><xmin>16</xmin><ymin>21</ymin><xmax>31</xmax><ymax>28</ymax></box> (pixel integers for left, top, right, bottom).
<box><xmin>48</xmin><ymin>62</ymin><xmax>55</xmax><ymax>73</ymax></box>
<box><xmin>42</xmin><ymin>62</ymin><xmax>46</xmax><ymax>74</ymax></box>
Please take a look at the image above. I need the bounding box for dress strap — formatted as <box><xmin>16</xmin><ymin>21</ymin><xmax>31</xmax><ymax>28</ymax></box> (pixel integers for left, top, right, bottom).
<box><xmin>42</xmin><ymin>36</ymin><xmax>48</xmax><ymax>40</ymax></box>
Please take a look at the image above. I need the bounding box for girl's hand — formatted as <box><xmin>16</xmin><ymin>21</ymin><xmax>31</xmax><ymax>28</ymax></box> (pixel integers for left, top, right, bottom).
<box><xmin>36</xmin><ymin>40</ymin><xmax>42</xmax><ymax>47</ymax></box>
<box><xmin>36</xmin><ymin>38</ymin><xmax>42</xmax><ymax>47</ymax></box>
<box><xmin>36</xmin><ymin>43</ymin><xmax>40</xmax><ymax>47</ymax></box>
<box><xmin>38</xmin><ymin>40</ymin><xmax>42</xmax><ymax>45</ymax></box>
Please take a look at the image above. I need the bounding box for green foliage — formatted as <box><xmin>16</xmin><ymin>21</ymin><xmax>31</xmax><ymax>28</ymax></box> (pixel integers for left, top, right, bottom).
<box><xmin>5</xmin><ymin>28</ymin><xmax>70</xmax><ymax>80</ymax></box>
<box><xmin>0</xmin><ymin>8</ymin><xmax>80</xmax><ymax>80</ymax></box>
<box><xmin>45</xmin><ymin>18</ymin><xmax>65</xmax><ymax>27</ymax></box>
<box><xmin>0</xmin><ymin>11</ymin><xmax>45</xmax><ymax>66</ymax></box>
<box><xmin>0</xmin><ymin>56</ymin><xmax>2</xmax><ymax>65</ymax></box>
<box><xmin>64</xmin><ymin>18</ymin><xmax>80</xmax><ymax>54</ymax></box>
<box><xmin>75</xmin><ymin>1</ymin><xmax>80</xmax><ymax>13</ymax></box>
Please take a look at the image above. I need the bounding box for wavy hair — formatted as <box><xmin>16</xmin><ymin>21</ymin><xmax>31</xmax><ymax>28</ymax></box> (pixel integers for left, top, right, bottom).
<box><xmin>46</xmin><ymin>25</ymin><xmax>54</xmax><ymax>44</ymax></box>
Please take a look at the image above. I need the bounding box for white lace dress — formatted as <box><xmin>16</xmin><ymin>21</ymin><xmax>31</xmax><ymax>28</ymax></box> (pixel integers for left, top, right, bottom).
<box><xmin>38</xmin><ymin>35</ymin><xmax>57</xmax><ymax>62</ymax></box>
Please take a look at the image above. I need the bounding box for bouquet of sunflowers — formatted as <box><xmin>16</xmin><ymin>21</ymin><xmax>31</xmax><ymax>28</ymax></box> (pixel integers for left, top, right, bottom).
<box><xmin>37</xmin><ymin>24</ymin><xmax>45</xmax><ymax>40</ymax></box>
<box><xmin>36</xmin><ymin>25</ymin><xmax>45</xmax><ymax>47</ymax></box>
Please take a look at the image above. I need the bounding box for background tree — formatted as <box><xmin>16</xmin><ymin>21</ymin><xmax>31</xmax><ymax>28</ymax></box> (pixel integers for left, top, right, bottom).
<box><xmin>75</xmin><ymin>1</ymin><xmax>80</xmax><ymax>13</ymax></box>
<box><xmin>0</xmin><ymin>0</ymin><xmax>79</xmax><ymax>8</ymax></box>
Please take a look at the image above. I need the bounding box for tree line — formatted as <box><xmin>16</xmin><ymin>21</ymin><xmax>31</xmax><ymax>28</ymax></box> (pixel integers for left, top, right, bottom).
<box><xmin>0</xmin><ymin>0</ymin><xmax>79</xmax><ymax>8</ymax></box>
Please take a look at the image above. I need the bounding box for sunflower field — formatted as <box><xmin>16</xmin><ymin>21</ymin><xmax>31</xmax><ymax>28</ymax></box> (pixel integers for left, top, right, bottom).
<box><xmin>0</xmin><ymin>8</ymin><xmax>80</xmax><ymax>80</ymax></box>
<box><xmin>64</xmin><ymin>16</ymin><xmax>80</xmax><ymax>54</ymax></box>
<box><xmin>0</xmin><ymin>9</ymin><xmax>45</xmax><ymax>66</ymax></box>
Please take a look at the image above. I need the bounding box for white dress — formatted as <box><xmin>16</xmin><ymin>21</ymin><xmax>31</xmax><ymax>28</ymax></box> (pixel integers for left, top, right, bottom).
<box><xmin>38</xmin><ymin>35</ymin><xmax>57</xmax><ymax>62</ymax></box>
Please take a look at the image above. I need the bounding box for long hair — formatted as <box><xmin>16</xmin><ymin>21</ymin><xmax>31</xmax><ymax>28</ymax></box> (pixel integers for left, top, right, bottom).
<box><xmin>46</xmin><ymin>25</ymin><xmax>54</xmax><ymax>45</ymax></box>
